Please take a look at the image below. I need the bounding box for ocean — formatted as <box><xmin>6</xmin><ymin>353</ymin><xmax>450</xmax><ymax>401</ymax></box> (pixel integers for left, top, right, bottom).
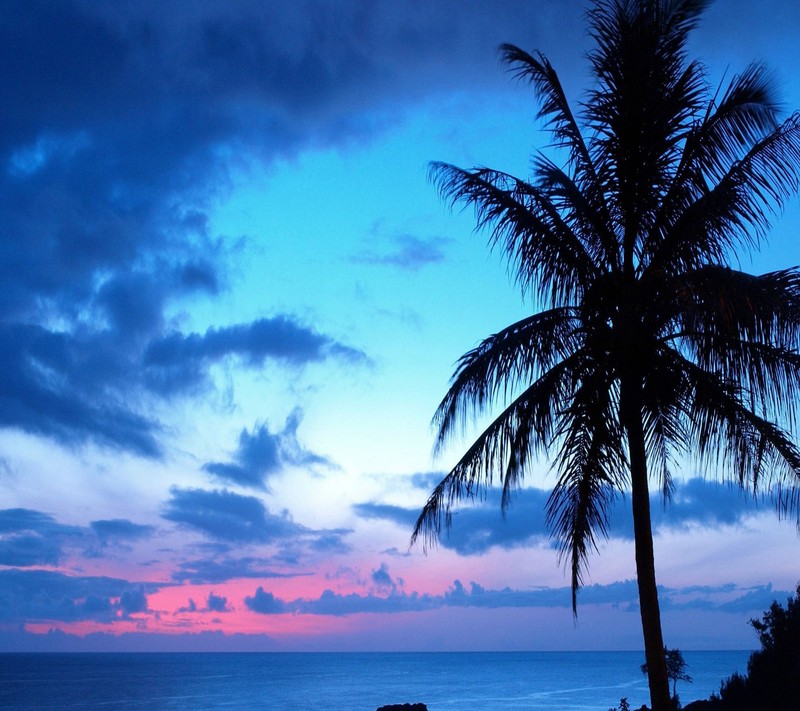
<box><xmin>0</xmin><ymin>650</ymin><xmax>751</xmax><ymax>710</ymax></box>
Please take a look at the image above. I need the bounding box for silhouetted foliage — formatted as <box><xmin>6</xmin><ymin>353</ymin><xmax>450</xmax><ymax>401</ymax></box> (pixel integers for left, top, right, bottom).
<box><xmin>710</xmin><ymin>585</ymin><xmax>800</xmax><ymax>710</ymax></box>
<box><xmin>642</xmin><ymin>647</ymin><xmax>692</xmax><ymax>700</ymax></box>
<box><xmin>412</xmin><ymin>2</ymin><xmax>800</xmax><ymax>710</ymax></box>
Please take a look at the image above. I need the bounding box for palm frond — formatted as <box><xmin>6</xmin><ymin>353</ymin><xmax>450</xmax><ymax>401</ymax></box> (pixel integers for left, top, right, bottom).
<box><xmin>736</xmin><ymin>113</ymin><xmax>800</xmax><ymax>213</ymax></box>
<box><xmin>675</xmin><ymin>266</ymin><xmax>800</xmax><ymax>340</ymax></box>
<box><xmin>433</xmin><ymin>308</ymin><xmax>579</xmax><ymax>453</ymax></box>
<box><xmin>641</xmin><ymin>350</ymin><xmax>688</xmax><ymax>501</ymax></box>
<box><xmin>650</xmin><ymin>114</ymin><xmax>800</xmax><ymax>276</ymax></box>
<box><xmin>532</xmin><ymin>154</ymin><xmax>619</xmax><ymax>270</ymax></box>
<box><xmin>696</xmin><ymin>63</ymin><xmax>782</xmax><ymax>181</ymax></box>
<box><xmin>585</xmin><ymin>0</ymin><xmax>709</xmax><ymax>260</ymax></box>
<box><xmin>428</xmin><ymin>162</ymin><xmax>597</xmax><ymax>304</ymax></box>
<box><xmin>499</xmin><ymin>42</ymin><xmax>613</xmax><ymax>244</ymax></box>
<box><xmin>644</xmin><ymin>62</ymin><xmax>782</xmax><ymax>268</ymax></box>
<box><xmin>672</xmin><ymin>267</ymin><xmax>800</xmax><ymax>415</ymax></box>
<box><xmin>546</xmin><ymin>370</ymin><xmax>625</xmax><ymax>613</ymax></box>
<box><xmin>499</xmin><ymin>44</ymin><xmax>589</xmax><ymax>163</ymax></box>
<box><xmin>413</xmin><ymin>354</ymin><xmax>584</xmax><ymax>550</ymax></box>
<box><xmin>671</xmin><ymin>352</ymin><xmax>800</xmax><ymax>506</ymax></box>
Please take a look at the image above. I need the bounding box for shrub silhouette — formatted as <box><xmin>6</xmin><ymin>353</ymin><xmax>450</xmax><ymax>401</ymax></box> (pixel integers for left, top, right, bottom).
<box><xmin>642</xmin><ymin>647</ymin><xmax>692</xmax><ymax>705</ymax></box>
<box><xmin>711</xmin><ymin>585</ymin><xmax>800</xmax><ymax>710</ymax></box>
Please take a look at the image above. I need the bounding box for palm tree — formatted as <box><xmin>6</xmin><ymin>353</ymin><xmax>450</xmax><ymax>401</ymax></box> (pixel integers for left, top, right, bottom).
<box><xmin>411</xmin><ymin>2</ymin><xmax>800</xmax><ymax>709</ymax></box>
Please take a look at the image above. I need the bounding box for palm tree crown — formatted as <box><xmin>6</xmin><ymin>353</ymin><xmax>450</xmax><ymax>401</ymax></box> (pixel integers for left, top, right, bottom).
<box><xmin>413</xmin><ymin>2</ymin><xmax>800</xmax><ymax>709</ymax></box>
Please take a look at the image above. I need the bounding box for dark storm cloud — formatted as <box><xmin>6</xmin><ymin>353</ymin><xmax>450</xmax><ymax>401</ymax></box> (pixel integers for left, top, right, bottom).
<box><xmin>0</xmin><ymin>567</ymin><xmax>785</xmax><ymax>626</ymax></box>
<box><xmin>161</xmin><ymin>487</ymin><xmax>348</xmax><ymax>555</ymax></box>
<box><xmin>646</xmin><ymin>582</ymin><xmax>792</xmax><ymax>616</ymax></box>
<box><xmin>244</xmin><ymin>586</ymin><xmax>440</xmax><ymax>616</ymax></box>
<box><xmin>203</xmin><ymin>425</ymin><xmax>280</xmax><ymax>489</ymax></box>
<box><xmin>1</xmin><ymin>0</ymin><xmax>447</xmax><ymax>456</ymax></box>
<box><xmin>354</xmin><ymin>490</ymin><xmax>551</xmax><ymax>555</ymax></box>
<box><xmin>0</xmin><ymin>311</ymin><xmax>362</xmax><ymax>458</ymax></box>
<box><xmin>0</xmin><ymin>533</ymin><xmax>62</xmax><ymax>567</ymax></box>
<box><xmin>297</xmin><ymin>589</ymin><xmax>437</xmax><ymax>616</ymax></box>
<box><xmin>141</xmin><ymin>316</ymin><xmax>364</xmax><ymax>403</ymax></box>
<box><xmin>0</xmin><ymin>0</ymin><xmax>576</xmax><ymax>458</ymax></box>
<box><xmin>357</xmin><ymin>478</ymin><xmax>762</xmax><ymax>556</ymax></box>
<box><xmin>0</xmin><ymin>323</ymin><xmax>165</xmax><ymax>457</ymax></box>
<box><xmin>288</xmin><ymin>582</ymin><xmax>478</xmax><ymax>615</ymax></box>
<box><xmin>162</xmin><ymin>487</ymin><xmax>306</xmax><ymax>543</ymax></box>
<box><xmin>0</xmin><ymin>569</ymin><xmax>161</xmax><ymax>623</ymax></box>
<box><xmin>442</xmin><ymin>579</ymin><xmax>570</xmax><ymax>609</ymax></box>
<box><xmin>716</xmin><ymin>585</ymin><xmax>788</xmax><ymax>614</ymax></box>
<box><xmin>0</xmin><ymin>508</ymin><xmax>81</xmax><ymax>535</ymax></box>
<box><xmin>606</xmin><ymin>478</ymin><xmax>760</xmax><ymax>540</ymax></box>
<box><xmin>203</xmin><ymin>409</ymin><xmax>334</xmax><ymax>490</ymax></box>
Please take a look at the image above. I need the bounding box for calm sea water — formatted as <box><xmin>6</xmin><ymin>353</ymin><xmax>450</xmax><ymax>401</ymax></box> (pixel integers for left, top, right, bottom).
<box><xmin>0</xmin><ymin>651</ymin><xmax>750</xmax><ymax>710</ymax></box>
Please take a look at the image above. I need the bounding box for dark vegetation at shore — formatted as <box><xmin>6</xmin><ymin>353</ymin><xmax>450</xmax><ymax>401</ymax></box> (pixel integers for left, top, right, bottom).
<box><xmin>610</xmin><ymin>585</ymin><xmax>800</xmax><ymax>711</ymax></box>
<box><xmin>707</xmin><ymin>585</ymin><xmax>800</xmax><ymax>711</ymax></box>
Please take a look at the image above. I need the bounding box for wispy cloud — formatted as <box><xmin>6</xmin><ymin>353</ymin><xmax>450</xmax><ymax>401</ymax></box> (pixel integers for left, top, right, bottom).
<box><xmin>0</xmin><ymin>314</ymin><xmax>363</xmax><ymax>458</ymax></box>
<box><xmin>352</xmin><ymin>233</ymin><xmax>451</xmax><ymax>271</ymax></box>
<box><xmin>203</xmin><ymin>409</ymin><xmax>334</xmax><ymax>490</ymax></box>
<box><xmin>171</xmin><ymin>556</ymin><xmax>304</xmax><ymax>585</ymax></box>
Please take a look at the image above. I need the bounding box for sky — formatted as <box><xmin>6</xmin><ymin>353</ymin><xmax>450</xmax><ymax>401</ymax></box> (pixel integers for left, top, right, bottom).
<box><xmin>1</xmin><ymin>0</ymin><xmax>800</xmax><ymax>653</ymax></box>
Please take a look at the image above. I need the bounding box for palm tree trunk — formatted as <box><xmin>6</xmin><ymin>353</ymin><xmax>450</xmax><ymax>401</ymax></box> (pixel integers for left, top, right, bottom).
<box><xmin>621</xmin><ymin>379</ymin><xmax>671</xmax><ymax>711</ymax></box>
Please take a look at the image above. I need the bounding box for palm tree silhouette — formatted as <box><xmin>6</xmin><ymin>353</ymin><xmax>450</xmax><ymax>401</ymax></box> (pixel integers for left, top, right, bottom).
<box><xmin>412</xmin><ymin>2</ymin><xmax>800</xmax><ymax>709</ymax></box>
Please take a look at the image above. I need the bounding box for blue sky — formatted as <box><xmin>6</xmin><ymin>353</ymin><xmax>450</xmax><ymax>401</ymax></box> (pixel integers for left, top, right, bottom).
<box><xmin>1</xmin><ymin>0</ymin><xmax>799</xmax><ymax>652</ymax></box>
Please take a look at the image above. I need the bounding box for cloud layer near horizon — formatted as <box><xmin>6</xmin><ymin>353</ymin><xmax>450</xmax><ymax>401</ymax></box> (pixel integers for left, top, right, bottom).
<box><xmin>0</xmin><ymin>476</ymin><xmax>782</xmax><ymax>630</ymax></box>
<box><xmin>355</xmin><ymin>477</ymin><xmax>765</xmax><ymax>555</ymax></box>
<box><xmin>0</xmin><ymin>563</ymin><xmax>788</xmax><ymax>628</ymax></box>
